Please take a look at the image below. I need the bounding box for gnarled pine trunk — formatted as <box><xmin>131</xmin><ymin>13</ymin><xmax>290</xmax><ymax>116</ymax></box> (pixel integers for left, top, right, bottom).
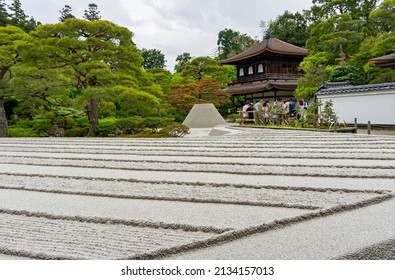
<box><xmin>86</xmin><ymin>97</ymin><xmax>99</xmax><ymax>137</ymax></box>
<box><xmin>0</xmin><ymin>96</ymin><xmax>8</xmax><ymax>137</ymax></box>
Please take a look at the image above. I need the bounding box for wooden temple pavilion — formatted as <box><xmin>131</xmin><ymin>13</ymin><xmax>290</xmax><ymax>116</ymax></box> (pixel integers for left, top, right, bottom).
<box><xmin>369</xmin><ymin>53</ymin><xmax>395</xmax><ymax>69</ymax></box>
<box><xmin>220</xmin><ymin>37</ymin><xmax>309</xmax><ymax>105</ymax></box>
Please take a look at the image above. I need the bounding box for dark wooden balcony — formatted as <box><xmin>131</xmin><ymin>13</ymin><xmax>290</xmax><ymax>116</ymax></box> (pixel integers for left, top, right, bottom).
<box><xmin>230</xmin><ymin>73</ymin><xmax>304</xmax><ymax>85</ymax></box>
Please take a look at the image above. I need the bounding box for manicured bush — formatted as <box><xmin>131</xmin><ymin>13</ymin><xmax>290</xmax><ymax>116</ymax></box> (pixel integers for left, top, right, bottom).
<box><xmin>143</xmin><ymin>117</ymin><xmax>163</xmax><ymax>133</ymax></box>
<box><xmin>115</xmin><ymin>116</ymin><xmax>145</xmax><ymax>135</ymax></box>
<box><xmin>9</xmin><ymin>127</ymin><xmax>40</xmax><ymax>137</ymax></box>
<box><xmin>160</xmin><ymin>123</ymin><xmax>189</xmax><ymax>137</ymax></box>
<box><xmin>64</xmin><ymin>127</ymin><xmax>89</xmax><ymax>137</ymax></box>
<box><xmin>95</xmin><ymin>118</ymin><xmax>118</xmax><ymax>137</ymax></box>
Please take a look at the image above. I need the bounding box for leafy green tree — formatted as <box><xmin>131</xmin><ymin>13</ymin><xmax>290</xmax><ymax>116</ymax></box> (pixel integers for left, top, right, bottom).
<box><xmin>8</xmin><ymin>0</ymin><xmax>37</xmax><ymax>32</ymax></box>
<box><xmin>145</xmin><ymin>68</ymin><xmax>172</xmax><ymax>94</ymax></box>
<box><xmin>261</xmin><ymin>11</ymin><xmax>309</xmax><ymax>47</ymax></box>
<box><xmin>307</xmin><ymin>14</ymin><xmax>363</xmax><ymax>66</ymax></box>
<box><xmin>295</xmin><ymin>53</ymin><xmax>328</xmax><ymax>99</ymax></box>
<box><xmin>217</xmin><ymin>28</ymin><xmax>257</xmax><ymax>60</ymax></box>
<box><xmin>326</xmin><ymin>64</ymin><xmax>365</xmax><ymax>84</ymax></box>
<box><xmin>181</xmin><ymin>56</ymin><xmax>232</xmax><ymax>85</ymax></box>
<box><xmin>0</xmin><ymin>0</ymin><xmax>9</xmax><ymax>26</ymax></box>
<box><xmin>369</xmin><ymin>0</ymin><xmax>395</xmax><ymax>33</ymax></box>
<box><xmin>141</xmin><ymin>48</ymin><xmax>166</xmax><ymax>69</ymax></box>
<box><xmin>0</xmin><ymin>25</ymin><xmax>29</xmax><ymax>137</ymax></box>
<box><xmin>22</xmin><ymin>19</ymin><xmax>147</xmax><ymax>136</ymax></box>
<box><xmin>59</xmin><ymin>5</ymin><xmax>75</xmax><ymax>22</ymax></box>
<box><xmin>174</xmin><ymin>52</ymin><xmax>192</xmax><ymax>73</ymax></box>
<box><xmin>83</xmin><ymin>3</ymin><xmax>101</xmax><ymax>21</ymax></box>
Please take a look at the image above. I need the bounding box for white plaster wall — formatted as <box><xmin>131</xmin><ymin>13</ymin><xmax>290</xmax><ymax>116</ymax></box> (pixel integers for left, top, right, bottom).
<box><xmin>318</xmin><ymin>90</ymin><xmax>395</xmax><ymax>125</ymax></box>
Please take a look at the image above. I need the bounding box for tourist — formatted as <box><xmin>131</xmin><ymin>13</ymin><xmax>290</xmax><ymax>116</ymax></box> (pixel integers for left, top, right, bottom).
<box><xmin>297</xmin><ymin>99</ymin><xmax>308</xmax><ymax>119</ymax></box>
<box><xmin>263</xmin><ymin>100</ymin><xmax>270</xmax><ymax>124</ymax></box>
<box><xmin>283</xmin><ymin>99</ymin><xmax>291</xmax><ymax>123</ymax></box>
<box><xmin>289</xmin><ymin>98</ymin><xmax>297</xmax><ymax>118</ymax></box>
<box><xmin>255</xmin><ymin>99</ymin><xmax>265</xmax><ymax>124</ymax></box>
<box><xmin>242</xmin><ymin>102</ymin><xmax>253</xmax><ymax>123</ymax></box>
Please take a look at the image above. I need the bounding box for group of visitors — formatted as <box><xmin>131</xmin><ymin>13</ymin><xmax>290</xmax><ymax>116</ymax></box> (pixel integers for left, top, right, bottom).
<box><xmin>242</xmin><ymin>98</ymin><xmax>308</xmax><ymax>125</ymax></box>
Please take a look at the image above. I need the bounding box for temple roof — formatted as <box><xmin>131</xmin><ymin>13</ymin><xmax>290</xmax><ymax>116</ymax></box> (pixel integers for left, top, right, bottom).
<box><xmin>222</xmin><ymin>81</ymin><xmax>297</xmax><ymax>95</ymax></box>
<box><xmin>370</xmin><ymin>53</ymin><xmax>395</xmax><ymax>62</ymax></box>
<box><xmin>369</xmin><ymin>53</ymin><xmax>395</xmax><ymax>68</ymax></box>
<box><xmin>220</xmin><ymin>38</ymin><xmax>309</xmax><ymax>64</ymax></box>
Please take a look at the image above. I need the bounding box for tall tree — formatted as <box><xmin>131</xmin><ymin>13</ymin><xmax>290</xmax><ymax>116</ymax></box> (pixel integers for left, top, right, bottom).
<box><xmin>181</xmin><ymin>56</ymin><xmax>231</xmax><ymax>85</ymax></box>
<box><xmin>261</xmin><ymin>11</ymin><xmax>309</xmax><ymax>47</ymax></box>
<box><xmin>83</xmin><ymin>3</ymin><xmax>101</xmax><ymax>21</ymax></box>
<box><xmin>369</xmin><ymin>0</ymin><xmax>395</xmax><ymax>33</ymax></box>
<box><xmin>141</xmin><ymin>48</ymin><xmax>166</xmax><ymax>69</ymax></box>
<box><xmin>0</xmin><ymin>0</ymin><xmax>9</xmax><ymax>26</ymax></box>
<box><xmin>8</xmin><ymin>0</ymin><xmax>37</xmax><ymax>32</ymax></box>
<box><xmin>294</xmin><ymin>52</ymin><xmax>328</xmax><ymax>99</ymax></box>
<box><xmin>174</xmin><ymin>52</ymin><xmax>192</xmax><ymax>73</ymax></box>
<box><xmin>168</xmin><ymin>78</ymin><xmax>225</xmax><ymax>117</ymax></box>
<box><xmin>217</xmin><ymin>28</ymin><xmax>257</xmax><ymax>60</ymax></box>
<box><xmin>307</xmin><ymin>14</ymin><xmax>363</xmax><ymax>66</ymax></box>
<box><xmin>0</xmin><ymin>25</ymin><xmax>29</xmax><ymax>137</ymax></box>
<box><xmin>59</xmin><ymin>5</ymin><xmax>75</xmax><ymax>22</ymax></box>
<box><xmin>22</xmin><ymin>19</ymin><xmax>147</xmax><ymax>136</ymax></box>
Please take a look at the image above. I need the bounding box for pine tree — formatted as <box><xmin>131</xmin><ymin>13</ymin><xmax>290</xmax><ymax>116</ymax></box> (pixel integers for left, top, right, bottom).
<box><xmin>59</xmin><ymin>5</ymin><xmax>75</xmax><ymax>22</ymax></box>
<box><xmin>83</xmin><ymin>3</ymin><xmax>101</xmax><ymax>21</ymax></box>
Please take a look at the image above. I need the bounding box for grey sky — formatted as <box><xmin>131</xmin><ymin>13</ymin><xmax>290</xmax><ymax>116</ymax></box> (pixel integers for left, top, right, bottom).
<box><xmin>15</xmin><ymin>0</ymin><xmax>313</xmax><ymax>71</ymax></box>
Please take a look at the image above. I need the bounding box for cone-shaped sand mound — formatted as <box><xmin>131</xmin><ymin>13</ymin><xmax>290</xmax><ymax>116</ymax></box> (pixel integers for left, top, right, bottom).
<box><xmin>183</xmin><ymin>104</ymin><xmax>227</xmax><ymax>128</ymax></box>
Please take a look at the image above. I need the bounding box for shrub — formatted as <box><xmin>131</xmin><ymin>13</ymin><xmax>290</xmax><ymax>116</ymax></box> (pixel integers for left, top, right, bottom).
<box><xmin>160</xmin><ymin>123</ymin><xmax>189</xmax><ymax>137</ymax></box>
<box><xmin>95</xmin><ymin>118</ymin><xmax>118</xmax><ymax>137</ymax></box>
<box><xmin>143</xmin><ymin>117</ymin><xmax>163</xmax><ymax>133</ymax></box>
<box><xmin>11</xmin><ymin>119</ymin><xmax>52</xmax><ymax>136</ymax></box>
<box><xmin>64</xmin><ymin>127</ymin><xmax>89</xmax><ymax>137</ymax></box>
<box><xmin>115</xmin><ymin>116</ymin><xmax>144</xmax><ymax>135</ymax></box>
<box><xmin>9</xmin><ymin>127</ymin><xmax>40</xmax><ymax>137</ymax></box>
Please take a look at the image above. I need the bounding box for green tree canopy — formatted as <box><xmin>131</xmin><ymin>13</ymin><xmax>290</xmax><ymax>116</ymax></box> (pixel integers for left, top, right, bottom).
<box><xmin>7</xmin><ymin>0</ymin><xmax>37</xmax><ymax>32</ymax></box>
<box><xmin>369</xmin><ymin>0</ymin><xmax>395</xmax><ymax>33</ymax></box>
<box><xmin>83</xmin><ymin>3</ymin><xmax>101</xmax><ymax>21</ymax></box>
<box><xmin>217</xmin><ymin>28</ymin><xmax>257</xmax><ymax>60</ymax></box>
<box><xmin>0</xmin><ymin>25</ymin><xmax>29</xmax><ymax>136</ymax></box>
<box><xmin>0</xmin><ymin>0</ymin><xmax>9</xmax><ymax>26</ymax></box>
<box><xmin>21</xmin><ymin>19</ymin><xmax>147</xmax><ymax>136</ymax></box>
<box><xmin>174</xmin><ymin>52</ymin><xmax>192</xmax><ymax>73</ymax></box>
<box><xmin>261</xmin><ymin>11</ymin><xmax>309</xmax><ymax>47</ymax></box>
<box><xmin>141</xmin><ymin>48</ymin><xmax>166</xmax><ymax>69</ymax></box>
<box><xmin>59</xmin><ymin>5</ymin><xmax>75</xmax><ymax>22</ymax></box>
<box><xmin>181</xmin><ymin>56</ymin><xmax>232</xmax><ymax>86</ymax></box>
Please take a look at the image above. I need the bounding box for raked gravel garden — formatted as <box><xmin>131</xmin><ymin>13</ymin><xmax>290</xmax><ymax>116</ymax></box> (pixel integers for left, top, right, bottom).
<box><xmin>0</xmin><ymin>127</ymin><xmax>394</xmax><ymax>260</ymax></box>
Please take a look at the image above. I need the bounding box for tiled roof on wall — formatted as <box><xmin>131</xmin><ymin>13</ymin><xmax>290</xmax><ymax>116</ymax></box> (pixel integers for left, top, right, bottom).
<box><xmin>317</xmin><ymin>82</ymin><xmax>395</xmax><ymax>95</ymax></box>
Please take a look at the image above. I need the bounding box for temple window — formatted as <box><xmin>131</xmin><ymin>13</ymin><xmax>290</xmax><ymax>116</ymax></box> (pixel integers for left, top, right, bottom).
<box><xmin>248</xmin><ymin>66</ymin><xmax>254</xmax><ymax>75</ymax></box>
<box><xmin>239</xmin><ymin>68</ymin><xmax>245</xmax><ymax>76</ymax></box>
<box><xmin>258</xmin><ymin>64</ymin><xmax>264</xmax><ymax>73</ymax></box>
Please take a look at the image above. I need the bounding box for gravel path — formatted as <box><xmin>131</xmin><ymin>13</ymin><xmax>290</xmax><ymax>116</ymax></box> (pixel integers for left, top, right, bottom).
<box><xmin>0</xmin><ymin>127</ymin><xmax>394</xmax><ymax>260</ymax></box>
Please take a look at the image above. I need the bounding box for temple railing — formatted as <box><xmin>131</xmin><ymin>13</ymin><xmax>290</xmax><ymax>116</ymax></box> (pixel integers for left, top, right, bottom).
<box><xmin>230</xmin><ymin>73</ymin><xmax>304</xmax><ymax>85</ymax></box>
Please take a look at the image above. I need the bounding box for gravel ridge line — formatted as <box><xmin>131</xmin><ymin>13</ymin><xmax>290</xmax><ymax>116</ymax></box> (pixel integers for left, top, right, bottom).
<box><xmin>131</xmin><ymin>194</ymin><xmax>395</xmax><ymax>260</ymax></box>
<box><xmin>0</xmin><ymin>208</ymin><xmax>229</xmax><ymax>234</ymax></box>
<box><xmin>0</xmin><ymin>172</ymin><xmax>389</xmax><ymax>194</ymax></box>
<box><xmin>2</xmin><ymin>154</ymin><xmax>395</xmax><ymax>170</ymax></box>
<box><xmin>1</xmin><ymin>161</ymin><xmax>394</xmax><ymax>179</ymax></box>
<box><xmin>2</xmin><ymin>148</ymin><xmax>395</xmax><ymax>160</ymax></box>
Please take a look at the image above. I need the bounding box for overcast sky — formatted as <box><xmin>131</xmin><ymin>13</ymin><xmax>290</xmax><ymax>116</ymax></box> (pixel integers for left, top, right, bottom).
<box><xmin>15</xmin><ymin>0</ymin><xmax>313</xmax><ymax>71</ymax></box>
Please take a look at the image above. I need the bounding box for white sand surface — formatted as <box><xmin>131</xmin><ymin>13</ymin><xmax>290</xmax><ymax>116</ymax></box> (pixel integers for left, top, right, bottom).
<box><xmin>1</xmin><ymin>163</ymin><xmax>393</xmax><ymax>191</ymax></box>
<box><xmin>0</xmin><ymin>189</ymin><xmax>310</xmax><ymax>230</ymax></box>
<box><xmin>169</xmin><ymin>198</ymin><xmax>395</xmax><ymax>260</ymax></box>
<box><xmin>2</xmin><ymin>151</ymin><xmax>395</xmax><ymax>168</ymax></box>
<box><xmin>0</xmin><ymin>128</ymin><xmax>394</xmax><ymax>260</ymax></box>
